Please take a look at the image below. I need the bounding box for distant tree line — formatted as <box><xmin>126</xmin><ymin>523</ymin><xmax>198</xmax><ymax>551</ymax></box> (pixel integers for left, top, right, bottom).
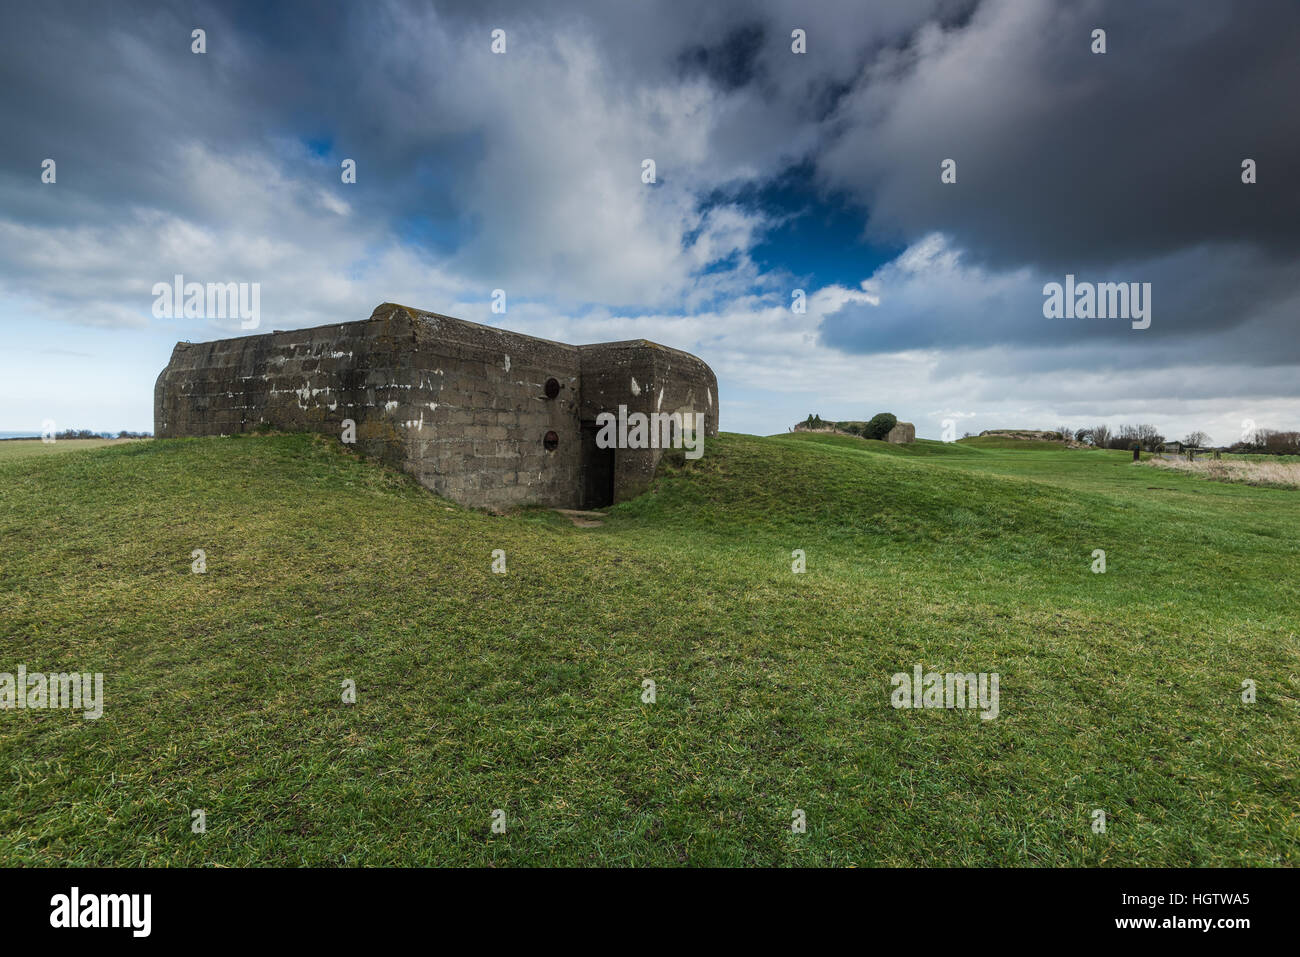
<box><xmin>1230</xmin><ymin>429</ymin><xmax>1300</xmax><ymax>455</ymax></box>
<box><xmin>799</xmin><ymin>415</ymin><xmax>1300</xmax><ymax>454</ymax></box>
<box><xmin>1072</xmin><ymin>424</ymin><xmax>1167</xmax><ymax>451</ymax></box>
<box><xmin>48</xmin><ymin>429</ymin><xmax>152</xmax><ymax>439</ymax></box>
<box><xmin>1056</xmin><ymin>423</ymin><xmax>1300</xmax><ymax>454</ymax></box>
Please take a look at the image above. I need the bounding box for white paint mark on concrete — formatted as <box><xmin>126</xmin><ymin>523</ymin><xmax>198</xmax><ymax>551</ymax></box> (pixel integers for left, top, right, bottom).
<box><xmin>504</xmin><ymin>355</ymin><xmax>511</xmax><ymax>372</ymax></box>
<box><xmin>630</xmin><ymin>377</ymin><xmax>641</xmax><ymax>396</ymax></box>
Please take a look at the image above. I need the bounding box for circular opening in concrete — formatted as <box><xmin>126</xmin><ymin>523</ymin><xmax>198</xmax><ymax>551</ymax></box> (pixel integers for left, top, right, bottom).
<box><xmin>543</xmin><ymin>430</ymin><xmax>559</xmax><ymax>451</ymax></box>
<box><xmin>544</xmin><ymin>377</ymin><xmax>560</xmax><ymax>399</ymax></box>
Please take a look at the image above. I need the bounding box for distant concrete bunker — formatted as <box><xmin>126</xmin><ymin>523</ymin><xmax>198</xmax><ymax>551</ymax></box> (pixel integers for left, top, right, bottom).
<box><xmin>154</xmin><ymin>303</ymin><xmax>718</xmax><ymax>510</ymax></box>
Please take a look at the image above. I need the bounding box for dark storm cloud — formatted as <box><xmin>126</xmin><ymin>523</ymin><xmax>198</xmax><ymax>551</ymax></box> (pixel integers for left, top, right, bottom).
<box><xmin>676</xmin><ymin>23</ymin><xmax>766</xmax><ymax>92</ymax></box>
<box><xmin>812</xmin><ymin>0</ymin><xmax>1300</xmax><ymax>383</ymax></box>
<box><xmin>818</xmin><ymin>0</ymin><xmax>1300</xmax><ymax>270</ymax></box>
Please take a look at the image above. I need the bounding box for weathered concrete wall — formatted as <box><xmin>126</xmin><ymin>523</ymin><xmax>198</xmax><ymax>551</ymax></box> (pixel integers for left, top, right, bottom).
<box><xmin>155</xmin><ymin>303</ymin><xmax>718</xmax><ymax>509</ymax></box>
<box><xmin>886</xmin><ymin>421</ymin><xmax>916</xmax><ymax>444</ymax></box>
<box><xmin>578</xmin><ymin>340</ymin><xmax>718</xmax><ymax>501</ymax></box>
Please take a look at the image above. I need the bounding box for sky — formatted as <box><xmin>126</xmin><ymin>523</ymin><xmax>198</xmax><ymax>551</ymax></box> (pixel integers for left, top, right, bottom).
<box><xmin>1</xmin><ymin>0</ymin><xmax>1297</xmax><ymax>444</ymax></box>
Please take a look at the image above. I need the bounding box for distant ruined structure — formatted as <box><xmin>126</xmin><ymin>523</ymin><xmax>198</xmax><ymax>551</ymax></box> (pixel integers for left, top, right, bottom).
<box><xmin>792</xmin><ymin>416</ymin><xmax>916</xmax><ymax>444</ymax></box>
<box><xmin>979</xmin><ymin>429</ymin><xmax>1063</xmax><ymax>442</ymax></box>
<box><xmin>886</xmin><ymin>422</ymin><xmax>916</xmax><ymax>444</ymax></box>
<box><xmin>154</xmin><ymin>303</ymin><xmax>718</xmax><ymax>510</ymax></box>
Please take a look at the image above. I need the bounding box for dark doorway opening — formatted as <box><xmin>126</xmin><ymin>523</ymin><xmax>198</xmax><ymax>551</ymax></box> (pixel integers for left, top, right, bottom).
<box><xmin>580</xmin><ymin>422</ymin><xmax>615</xmax><ymax>509</ymax></box>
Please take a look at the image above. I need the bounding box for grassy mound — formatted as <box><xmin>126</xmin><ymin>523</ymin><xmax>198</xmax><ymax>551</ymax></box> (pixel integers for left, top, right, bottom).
<box><xmin>0</xmin><ymin>432</ymin><xmax>1296</xmax><ymax>865</ymax></box>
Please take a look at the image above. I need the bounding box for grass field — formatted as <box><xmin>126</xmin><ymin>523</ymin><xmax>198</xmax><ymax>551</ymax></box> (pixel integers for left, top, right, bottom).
<box><xmin>0</xmin><ymin>438</ymin><xmax>143</xmax><ymax>461</ymax></box>
<box><xmin>0</xmin><ymin>431</ymin><xmax>1296</xmax><ymax>866</ymax></box>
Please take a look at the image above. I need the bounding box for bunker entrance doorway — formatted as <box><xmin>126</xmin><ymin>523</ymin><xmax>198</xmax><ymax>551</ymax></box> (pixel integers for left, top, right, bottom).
<box><xmin>580</xmin><ymin>422</ymin><xmax>615</xmax><ymax>509</ymax></box>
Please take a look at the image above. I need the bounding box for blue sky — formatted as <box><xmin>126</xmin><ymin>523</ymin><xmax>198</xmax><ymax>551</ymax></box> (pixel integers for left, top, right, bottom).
<box><xmin>1</xmin><ymin>0</ymin><xmax>1298</xmax><ymax>443</ymax></box>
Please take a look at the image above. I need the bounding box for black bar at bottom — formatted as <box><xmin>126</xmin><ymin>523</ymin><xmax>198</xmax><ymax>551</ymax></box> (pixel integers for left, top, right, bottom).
<box><xmin>2</xmin><ymin>866</ymin><xmax>1286</xmax><ymax>943</ymax></box>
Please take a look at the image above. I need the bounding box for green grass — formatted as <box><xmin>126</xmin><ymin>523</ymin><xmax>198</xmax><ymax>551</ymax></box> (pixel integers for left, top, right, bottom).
<box><xmin>0</xmin><ymin>438</ymin><xmax>142</xmax><ymax>460</ymax></box>
<box><xmin>0</xmin><ymin>431</ymin><xmax>1296</xmax><ymax>866</ymax></box>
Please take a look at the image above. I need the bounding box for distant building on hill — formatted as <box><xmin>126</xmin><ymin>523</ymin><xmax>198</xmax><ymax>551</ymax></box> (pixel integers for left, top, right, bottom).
<box><xmin>1157</xmin><ymin>441</ymin><xmax>1208</xmax><ymax>460</ymax></box>
<box><xmin>886</xmin><ymin>422</ymin><xmax>916</xmax><ymax>444</ymax></box>
<box><xmin>979</xmin><ymin>429</ymin><xmax>1058</xmax><ymax>441</ymax></box>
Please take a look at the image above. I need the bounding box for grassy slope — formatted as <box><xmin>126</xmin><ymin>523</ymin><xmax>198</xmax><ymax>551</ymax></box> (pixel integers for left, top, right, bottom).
<box><xmin>0</xmin><ymin>432</ymin><xmax>1296</xmax><ymax>866</ymax></box>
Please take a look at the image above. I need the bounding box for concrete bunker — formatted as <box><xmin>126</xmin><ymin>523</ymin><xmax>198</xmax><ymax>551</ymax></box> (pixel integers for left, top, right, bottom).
<box><xmin>154</xmin><ymin>302</ymin><xmax>718</xmax><ymax>510</ymax></box>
